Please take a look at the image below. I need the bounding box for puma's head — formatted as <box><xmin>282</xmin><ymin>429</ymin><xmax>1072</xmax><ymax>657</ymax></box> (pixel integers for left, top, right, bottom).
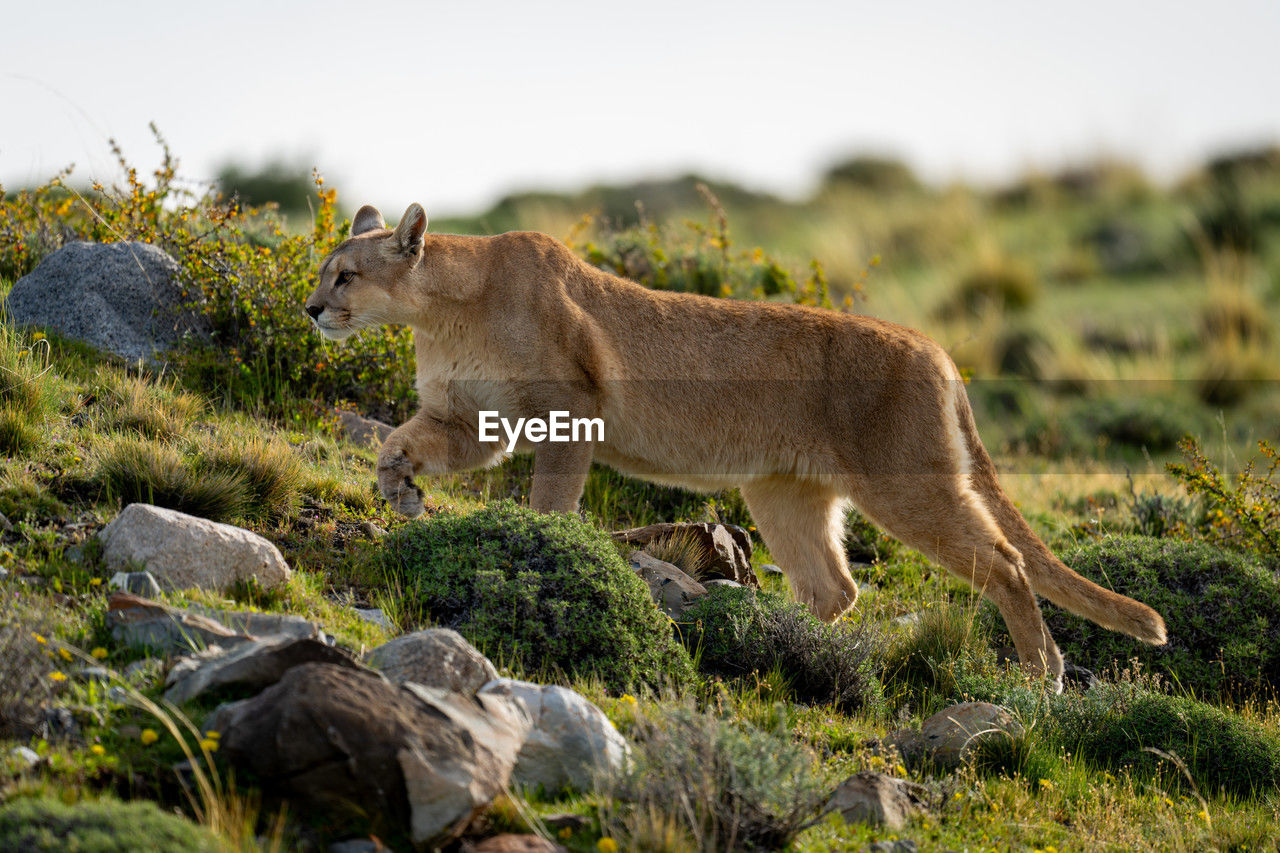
<box><xmin>304</xmin><ymin>203</ymin><xmax>428</xmax><ymax>340</ymax></box>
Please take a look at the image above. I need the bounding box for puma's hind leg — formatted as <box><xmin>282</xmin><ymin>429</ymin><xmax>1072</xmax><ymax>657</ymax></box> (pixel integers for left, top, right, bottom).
<box><xmin>739</xmin><ymin>477</ymin><xmax>860</xmax><ymax>621</ymax></box>
<box><xmin>850</xmin><ymin>475</ymin><xmax>1065</xmax><ymax>686</ymax></box>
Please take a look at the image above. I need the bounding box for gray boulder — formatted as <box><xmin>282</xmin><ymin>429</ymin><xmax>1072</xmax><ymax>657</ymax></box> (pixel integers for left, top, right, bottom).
<box><xmin>165</xmin><ymin>635</ymin><xmax>359</xmax><ymax>705</ymax></box>
<box><xmin>479</xmin><ymin>678</ymin><xmax>629</xmax><ymax>794</ymax></box>
<box><xmin>108</xmin><ymin>571</ymin><xmax>163</xmax><ymax>598</ymax></box>
<box><xmin>107</xmin><ymin>592</ymin><xmax>253</xmax><ymax>655</ymax></box>
<box><xmin>98</xmin><ymin>503</ymin><xmax>291</xmax><ymax>593</ymax></box>
<box><xmin>4</xmin><ymin>241</ymin><xmax>206</xmax><ymax>362</ymax></box>
<box><xmin>365</xmin><ymin>629</ymin><xmax>498</xmax><ymax>695</ymax></box>
<box><xmin>208</xmin><ymin>663</ymin><xmax>530</xmax><ymax>850</ymax></box>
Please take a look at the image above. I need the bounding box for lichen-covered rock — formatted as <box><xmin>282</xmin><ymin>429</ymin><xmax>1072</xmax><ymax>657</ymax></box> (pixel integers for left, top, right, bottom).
<box><xmin>365</xmin><ymin>629</ymin><xmax>497</xmax><ymax>694</ymax></box>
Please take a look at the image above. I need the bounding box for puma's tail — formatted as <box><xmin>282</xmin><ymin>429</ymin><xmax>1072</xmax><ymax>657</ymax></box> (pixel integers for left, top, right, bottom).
<box><xmin>954</xmin><ymin>391</ymin><xmax>1167</xmax><ymax>645</ymax></box>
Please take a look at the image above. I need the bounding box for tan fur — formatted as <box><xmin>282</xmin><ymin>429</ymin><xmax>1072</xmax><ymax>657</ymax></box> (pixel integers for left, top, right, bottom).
<box><xmin>305</xmin><ymin>203</ymin><xmax>1168</xmax><ymax>686</ymax></box>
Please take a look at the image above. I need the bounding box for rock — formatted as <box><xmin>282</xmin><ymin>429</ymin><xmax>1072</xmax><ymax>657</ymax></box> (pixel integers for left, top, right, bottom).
<box><xmin>479</xmin><ymin>678</ymin><xmax>629</xmax><ymax>794</ymax></box>
<box><xmin>76</xmin><ymin>666</ymin><xmax>111</xmax><ymax>684</ymax></box>
<box><xmin>613</xmin><ymin>522</ymin><xmax>757</xmax><ymax>586</ymax></box>
<box><xmin>893</xmin><ymin>702</ymin><xmax>1025</xmax><ymax>769</ymax></box>
<box><xmin>209</xmin><ymin>663</ymin><xmax>530</xmax><ymax>849</ymax></box>
<box><xmin>329</xmin><ymin>840</ymin><xmax>391</xmax><ymax>853</ymax></box>
<box><xmin>540</xmin><ymin>813</ymin><xmax>589</xmax><ymax>833</ymax></box>
<box><xmin>98</xmin><ymin>503</ymin><xmax>291</xmax><ymax>592</ymax></box>
<box><xmin>123</xmin><ymin>658</ymin><xmax>161</xmax><ymax>684</ymax></box>
<box><xmin>869</xmin><ymin>841</ymin><xmax>919</xmax><ymax>853</ymax></box>
<box><xmin>365</xmin><ymin>629</ymin><xmax>498</xmax><ymax>695</ymax></box>
<box><xmin>164</xmin><ymin>635</ymin><xmax>361</xmax><ymax>705</ymax></box>
<box><xmin>0</xmin><ymin>510</ymin><xmax>12</xmax><ymax>532</ymax></box>
<box><xmin>39</xmin><ymin>707</ymin><xmax>79</xmax><ymax>741</ymax></box>
<box><xmin>360</xmin><ymin>521</ymin><xmax>386</xmax><ymax>539</ymax></box>
<box><xmin>4</xmin><ymin>241</ymin><xmax>207</xmax><ymax>363</ymax></box>
<box><xmin>108</xmin><ymin>571</ymin><xmax>163</xmax><ymax>598</ymax></box>
<box><xmin>8</xmin><ymin>746</ymin><xmax>40</xmax><ymax>769</ymax></box>
<box><xmin>107</xmin><ymin>592</ymin><xmax>253</xmax><ymax>655</ymax></box>
<box><xmin>703</xmin><ymin>579</ymin><xmax>742</xmax><ymax>590</ymax></box>
<box><xmin>466</xmin><ymin>835</ymin><xmax>567</xmax><ymax>853</ymax></box>
<box><xmin>758</xmin><ymin>563</ymin><xmax>784</xmax><ymax>576</ymax></box>
<box><xmin>828</xmin><ymin>771</ymin><xmax>928</xmax><ymax>830</ymax></box>
<box><xmin>627</xmin><ymin>551</ymin><xmax>706</xmax><ymax>619</ymax></box>
<box><xmin>186</xmin><ymin>603</ymin><xmax>326</xmax><ymax>643</ymax></box>
<box><xmin>354</xmin><ymin>607</ymin><xmax>394</xmax><ymax>631</ymax></box>
<box><xmin>892</xmin><ymin>611</ymin><xmax>920</xmax><ymax>628</ymax></box>
<box><xmin>1063</xmin><ymin>662</ymin><xmax>1098</xmax><ymax>690</ymax></box>
<box><xmin>338</xmin><ymin>410</ymin><xmax>394</xmax><ymax>447</ymax></box>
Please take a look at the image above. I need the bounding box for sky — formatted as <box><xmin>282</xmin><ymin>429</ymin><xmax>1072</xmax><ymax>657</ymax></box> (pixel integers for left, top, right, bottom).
<box><xmin>3</xmin><ymin>0</ymin><xmax>1279</xmax><ymax>216</ymax></box>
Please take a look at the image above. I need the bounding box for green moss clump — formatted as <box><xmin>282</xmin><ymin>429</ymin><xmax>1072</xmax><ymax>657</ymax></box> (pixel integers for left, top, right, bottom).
<box><xmin>1053</xmin><ymin>681</ymin><xmax>1280</xmax><ymax>795</ymax></box>
<box><xmin>1046</xmin><ymin>536</ymin><xmax>1280</xmax><ymax>697</ymax></box>
<box><xmin>0</xmin><ymin>797</ymin><xmax>223</xmax><ymax>853</ymax></box>
<box><xmin>680</xmin><ymin>586</ymin><xmax>884</xmax><ymax>714</ymax></box>
<box><xmin>381</xmin><ymin>501</ymin><xmax>695</xmax><ymax>693</ymax></box>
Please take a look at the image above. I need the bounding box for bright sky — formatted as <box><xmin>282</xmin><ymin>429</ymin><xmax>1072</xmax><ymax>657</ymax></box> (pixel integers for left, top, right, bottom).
<box><xmin>3</xmin><ymin>0</ymin><xmax>1279</xmax><ymax>216</ymax></box>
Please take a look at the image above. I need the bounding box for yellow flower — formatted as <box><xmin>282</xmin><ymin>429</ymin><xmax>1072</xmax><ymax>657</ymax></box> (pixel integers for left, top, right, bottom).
<box><xmin>204</xmin><ymin>730</ymin><xmax>221</xmax><ymax>740</ymax></box>
<box><xmin>58</xmin><ymin>647</ymin><xmax>73</xmax><ymax>662</ymax></box>
<box><xmin>49</xmin><ymin>671</ymin><xmax>67</xmax><ymax>683</ymax></box>
<box><xmin>597</xmin><ymin>840</ymin><xmax>619</xmax><ymax>853</ymax></box>
<box><xmin>140</xmin><ymin>729</ymin><xmax>159</xmax><ymax>746</ymax></box>
<box><xmin>90</xmin><ymin>744</ymin><xmax>105</xmax><ymax>756</ymax></box>
<box><xmin>1038</xmin><ymin>778</ymin><xmax>1054</xmax><ymax>790</ymax></box>
<box><xmin>31</xmin><ymin>632</ymin><xmax>46</xmax><ymax>645</ymax></box>
<box><xmin>91</xmin><ymin>647</ymin><xmax>108</xmax><ymax>660</ymax></box>
<box><xmin>89</xmin><ymin>578</ymin><xmax>102</xmax><ymax>587</ymax></box>
<box><xmin>199</xmin><ymin>738</ymin><xmax>219</xmax><ymax>753</ymax></box>
<box><xmin>620</xmin><ymin>694</ymin><xmax>637</xmax><ymax>706</ymax></box>
<box><xmin>558</xmin><ymin>827</ymin><xmax>572</xmax><ymax>839</ymax></box>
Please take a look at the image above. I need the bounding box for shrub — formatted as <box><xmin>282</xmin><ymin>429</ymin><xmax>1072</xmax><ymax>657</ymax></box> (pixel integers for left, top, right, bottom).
<box><xmin>1043</xmin><ymin>536</ymin><xmax>1280</xmax><ymax>697</ymax></box>
<box><xmin>680</xmin><ymin>586</ymin><xmax>883</xmax><ymax>713</ymax></box>
<box><xmin>821</xmin><ymin>155</ymin><xmax>921</xmax><ymax>194</ymax></box>
<box><xmin>1195</xmin><ymin>344</ymin><xmax>1278</xmax><ymax>407</ymax></box>
<box><xmin>602</xmin><ymin>707</ymin><xmax>829</xmax><ymax>851</ymax></box>
<box><xmin>942</xmin><ymin>257</ymin><xmax>1039</xmax><ymax>317</ymax></box>
<box><xmin>381</xmin><ymin>501</ymin><xmax>695</xmax><ymax>692</ymax></box>
<box><xmin>1052</xmin><ymin>678</ymin><xmax>1280</xmax><ymax>796</ymax></box>
<box><xmin>1016</xmin><ymin>395</ymin><xmax>1203</xmax><ymax>458</ymax></box>
<box><xmin>1168</xmin><ymin>438</ymin><xmax>1280</xmax><ymax>559</ymax></box>
<box><xmin>0</xmin><ymin>797</ymin><xmax>223</xmax><ymax>853</ymax></box>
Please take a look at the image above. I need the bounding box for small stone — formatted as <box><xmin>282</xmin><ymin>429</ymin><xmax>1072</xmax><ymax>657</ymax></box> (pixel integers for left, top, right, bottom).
<box><xmin>467</xmin><ymin>835</ymin><xmax>567</xmax><ymax>853</ymax></box>
<box><xmin>479</xmin><ymin>678</ymin><xmax>630</xmax><ymax>794</ymax></box>
<box><xmin>328</xmin><ymin>840</ymin><xmax>391</xmax><ymax>853</ymax></box>
<box><xmin>360</xmin><ymin>521</ymin><xmax>386</xmax><ymax>539</ymax></box>
<box><xmin>757</xmin><ymin>563</ymin><xmax>784</xmax><ymax>576</ymax></box>
<box><xmin>894</xmin><ymin>702</ymin><xmax>1025</xmax><ymax>769</ymax></box>
<box><xmin>40</xmin><ymin>707</ymin><xmax>79</xmax><ymax>741</ymax></box>
<box><xmin>109</xmin><ymin>571</ymin><xmax>164</xmax><ymax>598</ymax></box>
<box><xmin>77</xmin><ymin>666</ymin><xmax>111</xmax><ymax>684</ymax></box>
<box><xmin>540</xmin><ymin>813</ymin><xmax>589</xmax><ymax>833</ymax></box>
<box><xmin>703</xmin><ymin>579</ymin><xmax>742</xmax><ymax>590</ymax></box>
<box><xmin>0</xmin><ymin>510</ymin><xmax>13</xmax><ymax>532</ymax></box>
<box><xmin>123</xmin><ymin>658</ymin><xmax>162</xmax><ymax>683</ymax></box>
<box><xmin>354</xmin><ymin>607</ymin><xmax>394</xmax><ymax>631</ymax></box>
<box><xmin>9</xmin><ymin>746</ymin><xmax>40</xmax><ymax>769</ymax></box>
<box><xmin>892</xmin><ymin>611</ymin><xmax>920</xmax><ymax>628</ymax></box>
<box><xmin>338</xmin><ymin>410</ymin><xmax>395</xmax><ymax>447</ymax></box>
<box><xmin>98</xmin><ymin>503</ymin><xmax>291</xmax><ymax>593</ymax></box>
<box><xmin>365</xmin><ymin>629</ymin><xmax>497</xmax><ymax>695</ymax></box>
<box><xmin>869</xmin><ymin>841</ymin><xmax>919</xmax><ymax>853</ymax></box>
<box><xmin>628</xmin><ymin>551</ymin><xmax>706</xmax><ymax>619</ymax></box>
<box><xmin>829</xmin><ymin>771</ymin><xmax>928</xmax><ymax>830</ymax></box>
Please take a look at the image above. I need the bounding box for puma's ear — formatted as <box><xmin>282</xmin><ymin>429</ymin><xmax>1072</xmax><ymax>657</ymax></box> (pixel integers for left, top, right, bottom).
<box><xmin>351</xmin><ymin>205</ymin><xmax>385</xmax><ymax>236</ymax></box>
<box><xmin>393</xmin><ymin>203</ymin><xmax>428</xmax><ymax>255</ymax></box>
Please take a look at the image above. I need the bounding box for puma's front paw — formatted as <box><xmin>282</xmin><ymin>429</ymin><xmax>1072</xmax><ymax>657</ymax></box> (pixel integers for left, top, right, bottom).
<box><xmin>377</xmin><ymin>451</ymin><xmax>425</xmax><ymax>518</ymax></box>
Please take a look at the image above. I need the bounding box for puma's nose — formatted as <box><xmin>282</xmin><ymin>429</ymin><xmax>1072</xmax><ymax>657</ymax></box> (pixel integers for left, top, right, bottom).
<box><xmin>306</xmin><ymin>304</ymin><xmax>323</xmax><ymax>320</ymax></box>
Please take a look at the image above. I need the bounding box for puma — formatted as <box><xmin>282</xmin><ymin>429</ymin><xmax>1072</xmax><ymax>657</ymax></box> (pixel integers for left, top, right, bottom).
<box><xmin>305</xmin><ymin>203</ymin><xmax>1167</xmax><ymax>687</ymax></box>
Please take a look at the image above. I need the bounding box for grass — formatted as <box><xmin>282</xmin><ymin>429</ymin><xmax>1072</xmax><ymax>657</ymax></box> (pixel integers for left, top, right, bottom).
<box><xmin>4</xmin><ymin>145</ymin><xmax>1280</xmax><ymax>850</ymax></box>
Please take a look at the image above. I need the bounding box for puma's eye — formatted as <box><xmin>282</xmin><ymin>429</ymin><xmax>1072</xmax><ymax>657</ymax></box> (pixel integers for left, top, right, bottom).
<box><xmin>335</xmin><ymin>270</ymin><xmax>354</xmax><ymax>286</ymax></box>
